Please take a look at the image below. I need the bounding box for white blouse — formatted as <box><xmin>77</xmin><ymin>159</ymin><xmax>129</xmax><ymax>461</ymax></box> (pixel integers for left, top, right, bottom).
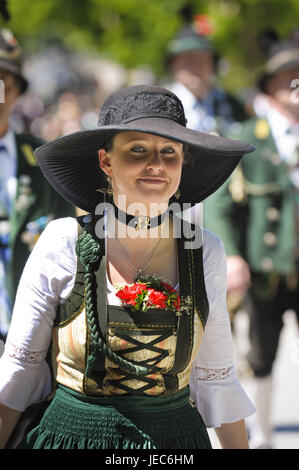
<box><xmin>0</xmin><ymin>218</ymin><xmax>255</xmax><ymax>428</ymax></box>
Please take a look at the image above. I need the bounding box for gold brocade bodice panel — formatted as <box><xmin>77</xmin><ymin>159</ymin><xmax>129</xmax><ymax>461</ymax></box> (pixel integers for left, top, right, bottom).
<box><xmin>53</xmin><ymin>217</ymin><xmax>209</xmax><ymax>396</ymax></box>
<box><xmin>52</xmin><ymin>302</ymin><xmax>204</xmax><ymax>397</ymax></box>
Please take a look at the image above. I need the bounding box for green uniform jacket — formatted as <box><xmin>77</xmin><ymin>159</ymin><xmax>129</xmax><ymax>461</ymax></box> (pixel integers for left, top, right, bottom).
<box><xmin>7</xmin><ymin>132</ymin><xmax>75</xmax><ymax>304</ymax></box>
<box><xmin>204</xmin><ymin>117</ymin><xmax>295</xmax><ymax>274</ymax></box>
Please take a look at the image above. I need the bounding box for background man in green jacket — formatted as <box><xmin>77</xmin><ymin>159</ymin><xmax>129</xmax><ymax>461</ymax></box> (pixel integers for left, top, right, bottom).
<box><xmin>204</xmin><ymin>29</ymin><xmax>299</xmax><ymax>448</ymax></box>
<box><xmin>0</xmin><ymin>29</ymin><xmax>75</xmax><ymax>341</ymax></box>
<box><xmin>165</xmin><ymin>18</ymin><xmax>248</xmax><ymax>136</ymax></box>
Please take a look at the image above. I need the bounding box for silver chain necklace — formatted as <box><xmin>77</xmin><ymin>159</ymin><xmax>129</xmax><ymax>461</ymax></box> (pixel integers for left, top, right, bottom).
<box><xmin>114</xmin><ymin>234</ymin><xmax>163</xmax><ymax>277</ymax></box>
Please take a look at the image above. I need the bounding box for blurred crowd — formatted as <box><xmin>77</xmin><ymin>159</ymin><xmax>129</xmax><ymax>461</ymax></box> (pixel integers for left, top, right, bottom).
<box><xmin>10</xmin><ymin>34</ymin><xmax>254</xmax><ymax>143</ymax></box>
<box><xmin>11</xmin><ymin>43</ymin><xmax>157</xmax><ymax>142</ymax></box>
<box><xmin>11</xmin><ymin>47</ymin><xmax>118</xmax><ymax>139</ymax></box>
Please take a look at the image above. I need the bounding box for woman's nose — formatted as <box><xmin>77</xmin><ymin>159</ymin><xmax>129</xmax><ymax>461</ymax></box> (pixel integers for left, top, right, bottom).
<box><xmin>146</xmin><ymin>151</ymin><xmax>163</xmax><ymax>172</ymax></box>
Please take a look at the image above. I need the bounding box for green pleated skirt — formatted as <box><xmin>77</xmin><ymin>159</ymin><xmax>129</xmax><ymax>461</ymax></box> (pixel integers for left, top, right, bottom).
<box><xmin>20</xmin><ymin>385</ymin><xmax>212</xmax><ymax>449</ymax></box>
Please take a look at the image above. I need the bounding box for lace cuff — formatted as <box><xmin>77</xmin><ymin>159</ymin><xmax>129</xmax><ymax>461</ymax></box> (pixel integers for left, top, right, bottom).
<box><xmin>193</xmin><ymin>365</ymin><xmax>234</xmax><ymax>383</ymax></box>
<box><xmin>0</xmin><ymin>341</ymin><xmax>51</xmax><ymax>411</ymax></box>
<box><xmin>189</xmin><ymin>364</ymin><xmax>256</xmax><ymax>427</ymax></box>
<box><xmin>5</xmin><ymin>340</ymin><xmax>48</xmax><ymax>364</ymax></box>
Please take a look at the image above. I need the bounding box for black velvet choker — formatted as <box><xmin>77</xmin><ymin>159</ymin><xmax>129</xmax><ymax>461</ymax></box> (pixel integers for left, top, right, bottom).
<box><xmin>113</xmin><ymin>203</ymin><xmax>168</xmax><ymax>230</ymax></box>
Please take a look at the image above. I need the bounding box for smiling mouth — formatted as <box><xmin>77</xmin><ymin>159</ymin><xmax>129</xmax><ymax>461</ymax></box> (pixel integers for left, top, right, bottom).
<box><xmin>137</xmin><ymin>177</ymin><xmax>167</xmax><ymax>184</ymax></box>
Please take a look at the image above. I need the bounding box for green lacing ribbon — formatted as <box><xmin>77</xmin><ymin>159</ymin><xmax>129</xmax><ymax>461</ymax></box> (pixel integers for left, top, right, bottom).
<box><xmin>75</xmin><ymin>224</ymin><xmax>161</xmax><ymax>378</ymax></box>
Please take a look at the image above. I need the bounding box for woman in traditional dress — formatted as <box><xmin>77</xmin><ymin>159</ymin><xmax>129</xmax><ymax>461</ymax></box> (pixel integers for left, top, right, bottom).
<box><xmin>0</xmin><ymin>85</ymin><xmax>255</xmax><ymax>449</ymax></box>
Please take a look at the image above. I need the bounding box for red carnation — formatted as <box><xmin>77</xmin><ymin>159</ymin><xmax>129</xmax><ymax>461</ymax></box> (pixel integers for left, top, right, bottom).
<box><xmin>116</xmin><ymin>283</ymin><xmax>146</xmax><ymax>307</ymax></box>
<box><xmin>147</xmin><ymin>288</ymin><xmax>168</xmax><ymax>309</ymax></box>
<box><xmin>116</xmin><ymin>278</ymin><xmax>181</xmax><ymax>312</ymax></box>
<box><xmin>129</xmin><ymin>283</ymin><xmax>146</xmax><ymax>295</ymax></box>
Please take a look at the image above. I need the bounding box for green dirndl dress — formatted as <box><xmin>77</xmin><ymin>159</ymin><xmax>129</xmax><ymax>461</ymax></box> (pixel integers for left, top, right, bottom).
<box><xmin>19</xmin><ymin>215</ymin><xmax>212</xmax><ymax>449</ymax></box>
<box><xmin>20</xmin><ymin>385</ymin><xmax>211</xmax><ymax>449</ymax></box>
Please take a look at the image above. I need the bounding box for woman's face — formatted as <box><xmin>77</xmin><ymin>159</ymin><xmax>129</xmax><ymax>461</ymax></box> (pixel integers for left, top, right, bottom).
<box><xmin>0</xmin><ymin>69</ymin><xmax>20</xmax><ymax>126</ymax></box>
<box><xmin>99</xmin><ymin>131</ymin><xmax>183</xmax><ymax>210</ymax></box>
<box><xmin>170</xmin><ymin>51</ymin><xmax>214</xmax><ymax>99</ymax></box>
<box><xmin>266</xmin><ymin>67</ymin><xmax>299</xmax><ymax>116</ymax></box>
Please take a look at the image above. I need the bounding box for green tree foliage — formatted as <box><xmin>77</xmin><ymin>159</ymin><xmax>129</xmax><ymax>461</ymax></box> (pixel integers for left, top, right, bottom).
<box><xmin>2</xmin><ymin>0</ymin><xmax>299</xmax><ymax>91</ymax></box>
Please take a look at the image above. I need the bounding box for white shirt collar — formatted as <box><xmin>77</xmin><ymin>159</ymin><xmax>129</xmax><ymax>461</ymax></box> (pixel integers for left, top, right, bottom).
<box><xmin>253</xmin><ymin>94</ymin><xmax>298</xmax><ymax>162</ymax></box>
<box><xmin>170</xmin><ymin>82</ymin><xmax>197</xmax><ymax>110</ymax></box>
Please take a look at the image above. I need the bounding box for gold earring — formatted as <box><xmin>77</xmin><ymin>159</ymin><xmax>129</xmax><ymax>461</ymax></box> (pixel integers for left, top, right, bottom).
<box><xmin>174</xmin><ymin>188</ymin><xmax>180</xmax><ymax>200</ymax></box>
<box><xmin>106</xmin><ymin>175</ymin><xmax>113</xmax><ymax>195</ymax></box>
<box><xmin>96</xmin><ymin>175</ymin><xmax>113</xmax><ymax>196</ymax></box>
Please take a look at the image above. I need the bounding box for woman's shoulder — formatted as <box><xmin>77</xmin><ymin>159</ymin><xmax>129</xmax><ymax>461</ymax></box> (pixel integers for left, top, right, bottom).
<box><xmin>33</xmin><ymin>217</ymin><xmax>79</xmax><ymax>261</ymax></box>
<box><xmin>42</xmin><ymin>217</ymin><xmax>78</xmax><ymax>239</ymax></box>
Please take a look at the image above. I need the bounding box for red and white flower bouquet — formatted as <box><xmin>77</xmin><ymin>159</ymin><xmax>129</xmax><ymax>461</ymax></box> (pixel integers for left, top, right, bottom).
<box><xmin>116</xmin><ymin>275</ymin><xmax>181</xmax><ymax>313</ymax></box>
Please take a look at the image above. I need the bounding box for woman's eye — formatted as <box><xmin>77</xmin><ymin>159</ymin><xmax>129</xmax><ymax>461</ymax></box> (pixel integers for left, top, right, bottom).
<box><xmin>131</xmin><ymin>145</ymin><xmax>145</xmax><ymax>153</ymax></box>
<box><xmin>161</xmin><ymin>147</ymin><xmax>175</xmax><ymax>155</ymax></box>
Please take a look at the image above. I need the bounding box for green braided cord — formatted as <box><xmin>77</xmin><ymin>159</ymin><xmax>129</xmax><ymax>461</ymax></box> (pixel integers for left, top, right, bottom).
<box><xmin>76</xmin><ymin>227</ymin><xmax>160</xmax><ymax>377</ymax></box>
<box><xmin>76</xmin><ymin>231</ymin><xmax>102</xmax><ymax>271</ymax></box>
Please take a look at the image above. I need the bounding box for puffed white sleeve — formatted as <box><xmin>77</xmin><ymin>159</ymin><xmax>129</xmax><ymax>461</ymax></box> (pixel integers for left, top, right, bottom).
<box><xmin>0</xmin><ymin>217</ymin><xmax>78</xmax><ymax>412</ymax></box>
<box><xmin>189</xmin><ymin>229</ymin><xmax>255</xmax><ymax>428</ymax></box>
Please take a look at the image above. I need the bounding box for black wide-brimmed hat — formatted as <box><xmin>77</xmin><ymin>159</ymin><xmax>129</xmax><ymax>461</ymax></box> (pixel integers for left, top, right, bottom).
<box><xmin>35</xmin><ymin>85</ymin><xmax>255</xmax><ymax>212</ymax></box>
<box><xmin>257</xmin><ymin>29</ymin><xmax>299</xmax><ymax>93</ymax></box>
<box><xmin>0</xmin><ymin>29</ymin><xmax>28</xmax><ymax>94</ymax></box>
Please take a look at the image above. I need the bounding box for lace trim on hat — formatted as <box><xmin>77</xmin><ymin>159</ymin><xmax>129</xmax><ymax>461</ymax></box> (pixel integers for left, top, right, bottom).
<box><xmin>194</xmin><ymin>365</ymin><xmax>234</xmax><ymax>382</ymax></box>
<box><xmin>5</xmin><ymin>340</ymin><xmax>47</xmax><ymax>364</ymax></box>
<box><xmin>98</xmin><ymin>91</ymin><xmax>186</xmax><ymax>127</ymax></box>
